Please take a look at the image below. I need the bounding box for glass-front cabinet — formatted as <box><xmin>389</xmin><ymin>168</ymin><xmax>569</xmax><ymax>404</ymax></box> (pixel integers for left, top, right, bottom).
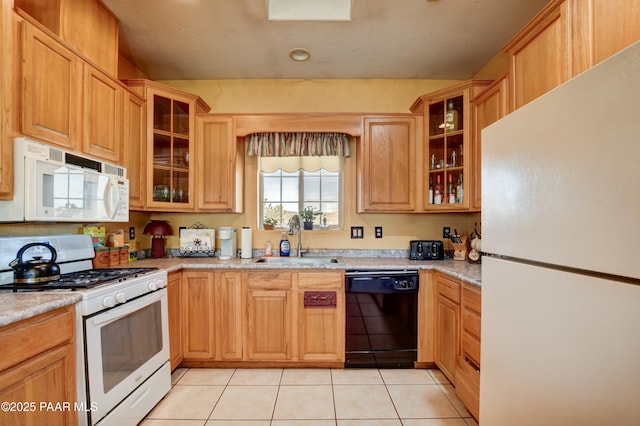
<box><xmin>151</xmin><ymin>95</ymin><xmax>191</xmax><ymax>206</ymax></box>
<box><xmin>411</xmin><ymin>80</ymin><xmax>491</xmax><ymax>212</ymax></box>
<box><xmin>124</xmin><ymin>79</ymin><xmax>210</xmax><ymax>211</ymax></box>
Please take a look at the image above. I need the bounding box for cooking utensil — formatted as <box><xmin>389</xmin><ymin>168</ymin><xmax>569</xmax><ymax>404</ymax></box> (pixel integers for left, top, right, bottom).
<box><xmin>9</xmin><ymin>242</ymin><xmax>61</xmax><ymax>283</ymax></box>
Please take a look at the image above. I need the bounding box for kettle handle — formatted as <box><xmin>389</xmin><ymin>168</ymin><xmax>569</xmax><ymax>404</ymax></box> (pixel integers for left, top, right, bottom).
<box><xmin>11</xmin><ymin>242</ymin><xmax>58</xmax><ymax>267</ymax></box>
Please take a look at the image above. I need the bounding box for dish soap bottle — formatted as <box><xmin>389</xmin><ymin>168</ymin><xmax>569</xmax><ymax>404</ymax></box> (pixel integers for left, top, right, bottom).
<box><xmin>264</xmin><ymin>239</ymin><xmax>273</xmax><ymax>257</ymax></box>
<box><xmin>279</xmin><ymin>232</ymin><xmax>290</xmax><ymax>257</ymax></box>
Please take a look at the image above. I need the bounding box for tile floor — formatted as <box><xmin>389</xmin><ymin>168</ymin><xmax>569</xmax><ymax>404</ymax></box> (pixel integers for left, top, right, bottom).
<box><xmin>141</xmin><ymin>368</ymin><xmax>479</xmax><ymax>426</ymax></box>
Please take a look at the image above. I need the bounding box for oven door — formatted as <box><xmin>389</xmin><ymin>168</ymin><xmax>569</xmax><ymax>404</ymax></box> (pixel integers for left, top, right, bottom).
<box><xmin>84</xmin><ymin>288</ymin><xmax>169</xmax><ymax>423</ymax></box>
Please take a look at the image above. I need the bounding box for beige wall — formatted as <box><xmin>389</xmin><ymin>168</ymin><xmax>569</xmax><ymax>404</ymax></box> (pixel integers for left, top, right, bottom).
<box><xmin>0</xmin><ymin>78</ymin><xmax>483</xmax><ymax>250</ymax></box>
<box><xmin>150</xmin><ymin>78</ymin><xmax>481</xmax><ymax>251</ymax></box>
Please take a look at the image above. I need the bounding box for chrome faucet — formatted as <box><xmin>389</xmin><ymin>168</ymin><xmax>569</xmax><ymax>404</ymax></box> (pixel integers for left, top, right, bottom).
<box><xmin>288</xmin><ymin>215</ymin><xmax>303</xmax><ymax>257</ymax></box>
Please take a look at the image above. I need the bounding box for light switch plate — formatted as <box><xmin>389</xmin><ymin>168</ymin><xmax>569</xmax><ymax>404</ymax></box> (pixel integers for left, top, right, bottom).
<box><xmin>350</xmin><ymin>226</ymin><xmax>364</xmax><ymax>239</ymax></box>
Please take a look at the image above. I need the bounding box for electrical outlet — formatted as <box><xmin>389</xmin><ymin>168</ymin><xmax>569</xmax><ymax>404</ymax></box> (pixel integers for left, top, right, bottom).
<box><xmin>375</xmin><ymin>226</ymin><xmax>383</xmax><ymax>238</ymax></box>
<box><xmin>443</xmin><ymin>227</ymin><xmax>451</xmax><ymax>239</ymax></box>
<box><xmin>350</xmin><ymin>226</ymin><xmax>364</xmax><ymax>239</ymax></box>
<box><xmin>129</xmin><ymin>226</ymin><xmax>135</xmax><ymax>240</ymax></box>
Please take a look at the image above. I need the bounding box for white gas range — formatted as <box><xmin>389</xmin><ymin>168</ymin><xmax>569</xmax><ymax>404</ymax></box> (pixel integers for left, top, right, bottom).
<box><xmin>0</xmin><ymin>234</ymin><xmax>171</xmax><ymax>426</ymax></box>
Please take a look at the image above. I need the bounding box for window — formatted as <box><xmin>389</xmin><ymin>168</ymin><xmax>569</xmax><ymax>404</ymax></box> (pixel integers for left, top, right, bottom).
<box><xmin>259</xmin><ymin>156</ymin><xmax>343</xmax><ymax>230</ymax></box>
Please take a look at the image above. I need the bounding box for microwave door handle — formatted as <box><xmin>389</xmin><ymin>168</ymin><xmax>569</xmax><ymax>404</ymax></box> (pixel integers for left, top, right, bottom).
<box><xmin>103</xmin><ymin>179</ymin><xmax>119</xmax><ymax>219</ymax></box>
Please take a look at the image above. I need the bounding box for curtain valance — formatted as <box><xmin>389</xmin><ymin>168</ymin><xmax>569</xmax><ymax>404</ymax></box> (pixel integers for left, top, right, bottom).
<box><xmin>246</xmin><ymin>132</ymin><xmax>351</xmax><ymax>158</ymax></box>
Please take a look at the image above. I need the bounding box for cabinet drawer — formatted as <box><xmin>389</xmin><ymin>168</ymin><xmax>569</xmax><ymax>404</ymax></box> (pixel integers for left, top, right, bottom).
<box><xmin>462</xmin><ymin>331</ymin><xmax>481</xmax><ymax>366</ymax></box>
<box><xmin>462</xmin><ymin>283</ymin><xmax>481</xmax><ymax>313</ymax></box>
<box><xmin>247</xmin><ymin>272</ymin><xmax>292</xmax><ymax>289</ymax></box>
<box><xmin>0</xmin><ymin>306</ymin><xmax>74</xmax><ymax>373</ymax></box>
<box><xmin>436</xmin><ymin>275</ymin><xmax>460</xmax><ymax>303</ymax></box>
<box><xmin>462</xmin><ymin>307</ymin><xmax>481</xmax><ymax>339</ymax></box>
<box><xmin>455</xmin><ymin>355</ymin><xmax>480</xmax><ymax>420</ymax></box>
<box><xmin>297</xmin><ymin>271</ymin><xmax>343</xmax><ymax>289</ymax></box>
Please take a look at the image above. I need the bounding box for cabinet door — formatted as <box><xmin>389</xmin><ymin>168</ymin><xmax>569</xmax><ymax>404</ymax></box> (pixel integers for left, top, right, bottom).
<box><xmin>590</xmin><ymin>0</ymin><xmax>640</xmax><ymax>65</ymax></box>
<box><xmin>359</xmin><ymin>116</ymin><xmax>417</xmax><ymax>212</ymax></box>
<box><xmin>455</xmin><ymin>283</ymin><xmax>481</xmax><ymax>421</ymax></box>
<box><xmin>123</xmin><ymin>92</ymin><xmax>146</xmax><ymax>209</ymax></box>
<box><xmin>504</xmin><ymin>0</ymin><xmax>571</xmax><ymax>110</ymax></box>
<box><xmin>82</xmin><ymin>64</ymin><xmax>123</xmax><ymax>162</ymax></box>
<box><xmin>0</xmin><ymin>306</ymin><xmax>76</xmax><ymax>426</ymax></box>
<box><xmin>146</xmin><ymin>89</ymin><xmax>195</xmax><ymax>210</ymax></box>
<box><xmin>470</xmin><ymin>75</ymin><xmax>509</xmax><ymax>210</ymax></box>
<box><xmin>0</xmin><ymin>344</ymin><xmax>77</xmax><ymax>426</ymax></box>
<box><xmin>196</xmin><ymin>116</ymin><xmax>244</xmax><ymax>212</ymax></box>
<box><xmin>59</xmin><ymin>0</ymin><xmax>118</xmax><ymax>75</ymax></box>
<box><xmin>434</xmin><ymin>274</ymin><xmax>460</xmax><ymax>383</ymax></box>
<box><xmin>297</xmin><ymin>272</ymin><xmax>345</xmax><ymax>362</ymax></box>
<box><xmin>167</xmin><ymin>271</ymin><xmax>183</xmax><ymax>370</ymax></box>
<box><xmin>21</xmin><ymin>21</ymin><xmax>82</xmax><ymax>150</ymax></box>
<box><xmin>214</xmin><ymin>271</ymin><xmax>243</xmax><ymax>360</ymax></box>
<box><xmin>0</xmin><ymin>0</ymin><xmax>12</xmax><ymax>199</ymax></box>
<box><xmin>181</xmin><ymin>271</ymin><xmax>215</xmax><ymax>360</ymax></box>
<box><xmin>245</xmin><ymin>272</ymin><xmax>293</xmax><ymax>361</ymax></box>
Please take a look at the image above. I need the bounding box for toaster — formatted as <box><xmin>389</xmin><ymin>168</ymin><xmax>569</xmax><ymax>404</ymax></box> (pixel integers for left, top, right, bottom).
<box><xmin>409</xmin><ymin>240</ymin><xmax>444</xmax><ymax>260</ymax></box>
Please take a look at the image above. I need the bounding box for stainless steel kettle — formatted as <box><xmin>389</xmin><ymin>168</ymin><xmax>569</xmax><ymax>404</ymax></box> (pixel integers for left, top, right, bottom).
<box><xmin>9</xmin><ymin>242</ymin><xmax>61</xmax><ymax>283</ymax></box>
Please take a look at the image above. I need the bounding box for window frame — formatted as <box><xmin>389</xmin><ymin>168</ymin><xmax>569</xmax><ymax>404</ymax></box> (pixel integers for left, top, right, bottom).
<box><xmin>258</xmin><ymin>158</ymin><xmax>344</xmax><ymax>230</ymax></box>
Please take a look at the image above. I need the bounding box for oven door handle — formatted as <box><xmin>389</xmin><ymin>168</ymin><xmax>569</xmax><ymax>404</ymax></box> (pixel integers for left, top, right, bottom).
<box><xmin>90</xmin><ymin>289</ymin><xmax>165</xmax><ymax>327</ymax></box>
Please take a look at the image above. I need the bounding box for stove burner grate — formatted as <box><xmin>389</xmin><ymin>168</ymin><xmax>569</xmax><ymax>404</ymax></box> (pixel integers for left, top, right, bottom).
<box><xmin>0</xmin><ymin>267</ymin><xmax>159</xmax><ymax>292</ymax></box>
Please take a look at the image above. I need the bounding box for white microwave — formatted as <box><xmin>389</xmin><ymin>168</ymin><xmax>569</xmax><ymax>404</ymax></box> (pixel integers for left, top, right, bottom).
<box><xmin>0</xmin><ymin>138</ymin><xmax>129</xmax><ymax>223</ymax></box>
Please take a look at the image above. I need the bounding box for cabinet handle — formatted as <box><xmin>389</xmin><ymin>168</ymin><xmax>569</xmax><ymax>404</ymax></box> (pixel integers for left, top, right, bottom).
<box><xmin>304</xmin><ymin>291</ymin><xmax>337</xmax><ymax>308</ymax></box>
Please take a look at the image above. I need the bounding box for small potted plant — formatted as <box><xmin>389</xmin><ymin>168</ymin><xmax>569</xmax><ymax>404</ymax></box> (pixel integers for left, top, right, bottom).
<box><xmin>300</xmin><ymin>206</ymin><xmax>321</xmax><ymax>230</ymax></box>
<box><xmin>263</xmin><ymin>216</ymin><xmax>278</xmax><ymax>230</ymax></box>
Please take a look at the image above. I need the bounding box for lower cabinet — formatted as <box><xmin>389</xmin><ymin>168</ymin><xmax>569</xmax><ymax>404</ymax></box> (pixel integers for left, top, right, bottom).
<box><xmin>0</xmin><ymin>306</ymin><xmax>77</xmax><ymax>426</ymax></box>
<box><xmin>433</xmin><ymin>272</ymin><xmax>482</xmax><ymax>421</ymax></box>
<box><xmin>455</xmin><ymin>282</ymin><xmax>481</xmax><ymax>420</ymax></box>
<box><xmin>167</xmin><ymin>271</ymin><xmax>183</xmax><ymax>370</ymax></box>
<box><xmin>244</xmin><ymin>272</ymin><xmax>294</xmax><ymax>361</ymax></box>
<box><xmin>181</xmin><ymin>271</ymin><xmax>216</xmax><ymax>360</ymax></box>
<box><xmin>178</xmin><ymin>269</ymin><xmax>344</xmax><ymax>365</ymax></box>
<box><xmin>434</xmin><ymin>272</ymin><xmax>461</xmax><ymax>383</ymax></box>
<box><xmin>297</xmin><ymin>271</ymin><xmax>345</xmax><ymax>362</ymax></box>
<box><xmin>215</xmin><ymin>271</ymin><xmax>243</xmax><ymax>361</ymax></box>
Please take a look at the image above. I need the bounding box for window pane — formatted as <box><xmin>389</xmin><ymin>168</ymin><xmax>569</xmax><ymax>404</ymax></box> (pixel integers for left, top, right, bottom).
<box><xmin>259</xmin><ymin>159</ymin><xmax>343</xmax><ymax>230</ymax></box>
<box><xmin>303</xmin><ymin>176</ymin><xmax>320</xmax><ymax>200</ymax></box>
<box><xmin>281</xmin><ymin>176</ymin><xmax>299</xmax><ymax>203</ymax></box>
<box><xmin>263</xmin><ymin>176</ymin><xmax>281</xmax><ymax>201</ymax></box>
<box><xmin>322</xmin><ymin>176</ymin><xmax>339</xmax><ymax>201</ymax></box>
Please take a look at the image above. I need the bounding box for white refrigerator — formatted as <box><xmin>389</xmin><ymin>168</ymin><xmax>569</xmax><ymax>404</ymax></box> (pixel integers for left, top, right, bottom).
<box><xmin>480</xmin><ymin>40</ymin><xmax>640</xmax><ymax>425</ymax></box>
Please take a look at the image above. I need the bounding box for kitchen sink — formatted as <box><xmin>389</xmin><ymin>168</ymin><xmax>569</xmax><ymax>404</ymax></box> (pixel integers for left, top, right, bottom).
<box><xmin>254</xmin><ymin>257</ymin><xmax>339</xmax><ymax>264</ymax></box>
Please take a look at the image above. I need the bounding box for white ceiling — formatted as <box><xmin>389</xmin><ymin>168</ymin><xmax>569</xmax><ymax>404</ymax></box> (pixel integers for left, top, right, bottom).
<box><xmin>102</xmin><ymin>0</ymin><xmax>550</xmax><ymax>81</ymax></box>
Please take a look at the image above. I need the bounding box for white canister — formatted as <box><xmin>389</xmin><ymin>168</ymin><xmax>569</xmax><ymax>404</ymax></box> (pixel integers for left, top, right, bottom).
<box><xmin>240</xmin><ymin>227</ymin><xmax>252</xmax><ymax>259</ymax></box>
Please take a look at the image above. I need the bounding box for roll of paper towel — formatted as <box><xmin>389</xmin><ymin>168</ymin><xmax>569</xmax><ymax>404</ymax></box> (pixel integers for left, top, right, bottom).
<box><xmin>241</xmin><ymin>227</ymin><xmax>252</xmax><ymax>259</ymax></box>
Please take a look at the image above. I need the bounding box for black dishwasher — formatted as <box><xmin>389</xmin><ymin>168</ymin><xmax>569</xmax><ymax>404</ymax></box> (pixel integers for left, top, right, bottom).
<box><xmin>345</xmin><ymin>270</ymin><xmax>419</xmax><ymax>368</ymax></box>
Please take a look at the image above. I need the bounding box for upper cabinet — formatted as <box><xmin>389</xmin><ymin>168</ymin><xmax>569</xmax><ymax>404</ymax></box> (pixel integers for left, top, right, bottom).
<box><xmin>0</xmin><ymin>0</ymin><xmax>14</xmax><ymax>200</ymax></box>
<box><xmin>20</xmin><ymin>20</ymin><xmax>82</xmax><ymax>150</ymax></box>
<box><xmin>123</xmin><ymin>91</ymin><xmax>146</xmax><ymax>210</ymax></box>
<box><xmin>411</xmin><ymin>81</ymin><xmax>491</xmax><ymax>212</ymax></box>
<box><xmin>14</xmin><ymin>0</ymin><xmax>118</xmax><ymax>75</ymax></box>
<box><xmin>195</xmin><ymin>116</ymin><xmax>244</xmax><ymax>212</ymax></box>
<box><xmin>504</xmin><ymin>0</ymin><xmax>640</xmax><ymax>110</ymax></box>
<box><xmin>358</xmin><ymin>115</ymin><xmax>420</xmax><ymax>212</ymax></box>
<box><xmin>588</xmin><ymin>0</ymin><xmax>640</xmax><ymax>66</ymax></box>
<box><xmin>470</xmin><ymin>75</ymin><xmax>510</xmax><ymax>211</ymax></box>
<box><xmin>82</xmin><ymin>63</ymin><xmax>123</xmax><ymax>163</ymax></box>
<box><xmin>124</xmin><ymin>79</ymin><xmax>210</xmax><ymax>211</ymax></box>
<box><xmin>19</xmin><ymin>17</ymin><xmax>129</xmax><ymax>163</ymax></box>
<box><xmin>503</xmin><ymin>0</ymin><xmax>572</xmax><ymax>110</ymax></box>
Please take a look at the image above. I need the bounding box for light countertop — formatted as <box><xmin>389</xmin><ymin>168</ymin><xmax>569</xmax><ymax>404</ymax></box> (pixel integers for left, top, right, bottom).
<box><xmin>0</xmin><ymin>256</ymin><xmax>480</xmax><ymax>328</ymax></box>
